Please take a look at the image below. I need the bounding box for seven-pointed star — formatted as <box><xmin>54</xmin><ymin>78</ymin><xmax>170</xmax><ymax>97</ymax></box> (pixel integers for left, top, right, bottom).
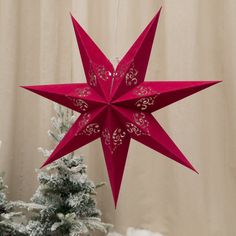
<box><xmin>22</xmin><ymin>8</ymin><xmax>221</xmax><ymax>206</ymax></box>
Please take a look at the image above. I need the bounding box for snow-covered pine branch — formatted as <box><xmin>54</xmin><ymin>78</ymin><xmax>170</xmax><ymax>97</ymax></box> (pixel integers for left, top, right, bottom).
<box><xmin>14</xmin><ymin>104</ymin><xmax>111</xmax><ymax>235</ymax></box>
<box><xmin>0</xmin><ymin>142</ymin><xmax>28</xmax><ymax>236</ymax></box>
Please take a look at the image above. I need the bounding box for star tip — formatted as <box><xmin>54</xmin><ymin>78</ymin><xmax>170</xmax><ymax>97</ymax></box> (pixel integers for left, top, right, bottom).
<box><xmin>206</xmin><ymin>80</ymin><xmax>222</xmax><ymax>87</ymax></box>
<box><xmin>156</xmin><ymin>6</ymin><xmax>162</xmax><ymax>16</ymax></box>
<box><xmin>20</xmin><ymin>85</ymin><xmax>31</xmax><ymax>91</ymax></box>
<box><xmin>189</xmin><ymin>165</ymin><xmax>199</xmax><ymax>174</ymax></box>
<box><xmin>186</xmin><ymin>162</ymin><xmax>198</xmax><ymax>174</ymax></box>
<box><xmin>40</xmin><ymin>162</ymin><xmax>48</xmax><ymax>169</ymax></box>
<box><xmin>210</xmin><ymin>80</ymin><xmax>221</xmax><ymax>84</ymax></box>
<box><xmin>151</xmin><ymin>7</ymin><xmax>162</xmax><ymax>25</ymax></box>
<box><xmin>20</xmin><ymin>85</ymin><xmax>40</xmax><ymax>93</ymax></box>
<box><xmin>154</xmin><ymin>7</ymin><xmax>162</xmax><ymax>18</ymax></box>
<box><xmin>208</xmin><ymin>80</ymin><xmax>222</xmax><ymax>85</ymax></box>
<box><xmin>199</xmin><ymin>80</ymin><xmax>222</xmax><ymax>88</ymax></box>
<box><xmin>114</xmin><ymin>201</ymin><xmax>118</xmax><ymax>209</ymax></box>
<box><xmin>70</xmin><ymin>13</ymin><xmax>77</xmax><ymax>24</ymax></box>
<box><xmin>112</xmin><ymin>192</ymin><xmax>119</xmax><ymax>209</ymax></box>
<box><xmin>70</xmin><ymin>12</ymin><xmax>74</xmax><ymax>19</ymax></box>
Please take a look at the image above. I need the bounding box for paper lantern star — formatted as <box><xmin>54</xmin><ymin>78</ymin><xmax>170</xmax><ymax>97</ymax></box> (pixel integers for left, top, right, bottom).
<box><xmin>22</xmin><ymin>8</ymin><xmax>220</xmax><ymax>206</ymax></box>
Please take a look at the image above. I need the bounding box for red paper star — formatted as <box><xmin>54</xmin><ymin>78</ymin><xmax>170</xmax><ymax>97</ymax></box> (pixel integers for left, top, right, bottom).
<box><xmin>22</xmin><ymin>8</ymin><xmax>220</xmax><ymax>206</ymax></box>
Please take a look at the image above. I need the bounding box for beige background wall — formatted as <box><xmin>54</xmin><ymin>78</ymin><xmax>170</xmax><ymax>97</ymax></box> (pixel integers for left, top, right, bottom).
<box><xmin>0</xmin><ymin>0</ymin><xmax>235</xmax><ymax>235</ymax></box>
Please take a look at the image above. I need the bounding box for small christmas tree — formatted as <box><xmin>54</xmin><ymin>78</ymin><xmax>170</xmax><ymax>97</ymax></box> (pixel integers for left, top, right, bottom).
<box><xmin>16</xmin><ymin>105</ymin><xmax>111</xmax><ymax>236</ymax></box>
<box><xmin>0</xmin><ymin>142</ymin><xmax>27</xmax><ymax>236</ymax></box>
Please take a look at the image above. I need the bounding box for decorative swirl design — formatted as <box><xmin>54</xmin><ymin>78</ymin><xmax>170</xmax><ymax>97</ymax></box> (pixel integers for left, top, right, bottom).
<box><xmin>134</xmin><ymin>112</ymin><xmax>149</xmax><ymax>128</ymax></box>
<box><xmin>125</xmin><ymin>123</ymin><xmax>143</xmax><ymax>136</ymax></box>
<box><xmin>135</xmin><ymin>95</ymin><xmax>157</xmax><ymax>111</ymax></box>
<box><xmin>102</xmin><ymin>128</ymin><xmax>111</xmax><ymax>145</ymax></box>
<box><xmin>132</xmin><ymin>112</ymin><xmax>150</xmax><ymax>135</ymax></box>
<box><xmin>89</xmin><ymin>61</ymin><xmax>140</xmax><ymax>86</ymax></box>
<box><xmin>102</xmin><ymin>128</ymin><xmax>126</xmax><ymax>154</ymax></box>
<box><xmin>68</xmin><ymin>98</ymin><xmax>88</xmax><ymax>112</ymax></box>
<box><xmin>89</xmin><ymin>62</ymin><xmax>114</xmax><ymax>82</ymax></box>
<box><xmin>134</xmin><ymin>86</ymin><xmax>157</xmax><ymax>96</ymax></box>
<box><xmin>74</xmin><ymin>87</ymin><xmax>91</xmax><ymax>97</ymax></box>
<box><xmin>115</xmin><ymin>63</ymin><xmax>129</xmax><ymax>79</ymax></box>
<box><xmin>96</xmin><ymin>64</ymin><xmax>110</xmax><ymax>81</ymax></box>
<box><xmin>79</xmin><ymin>123</ymin><xmax>100</xmax><ymax>136</ymax></box>
<box><xmin>125</xmin><ymin>63</ymin><xmax>138</xmax><ymax>86</ymax></box>
<box><xmin>78</xmin><ymin>113</ymin><xmax>90</xmax><ymax>128</ymax></box>
<box><xmin>113</xmin><ymin>128</ymin><xmax>126</xmax><ymax>146</ymax></box>
<box><xmin>89</xmin><ymin>63</ymin><xmax>97</xmax><ymax>87</ymax></box>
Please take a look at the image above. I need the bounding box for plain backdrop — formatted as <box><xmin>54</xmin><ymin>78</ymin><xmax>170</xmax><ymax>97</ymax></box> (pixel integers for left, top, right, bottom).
<box><xmin>0</xmin><ymin>0</ymin><xmax>235</xmax><ymax>235</ymax></box>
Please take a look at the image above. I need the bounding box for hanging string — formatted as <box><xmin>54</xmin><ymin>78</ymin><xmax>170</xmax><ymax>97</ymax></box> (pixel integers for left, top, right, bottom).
<box><xmin>113</xmin><ymin>0</ymin><xmax>120</xmax><ymax>68</ymax></box>
<box><xmin>110</xmin><ymin>0</ymin><xmax>120</xmax><ymax>96</ymax></box>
